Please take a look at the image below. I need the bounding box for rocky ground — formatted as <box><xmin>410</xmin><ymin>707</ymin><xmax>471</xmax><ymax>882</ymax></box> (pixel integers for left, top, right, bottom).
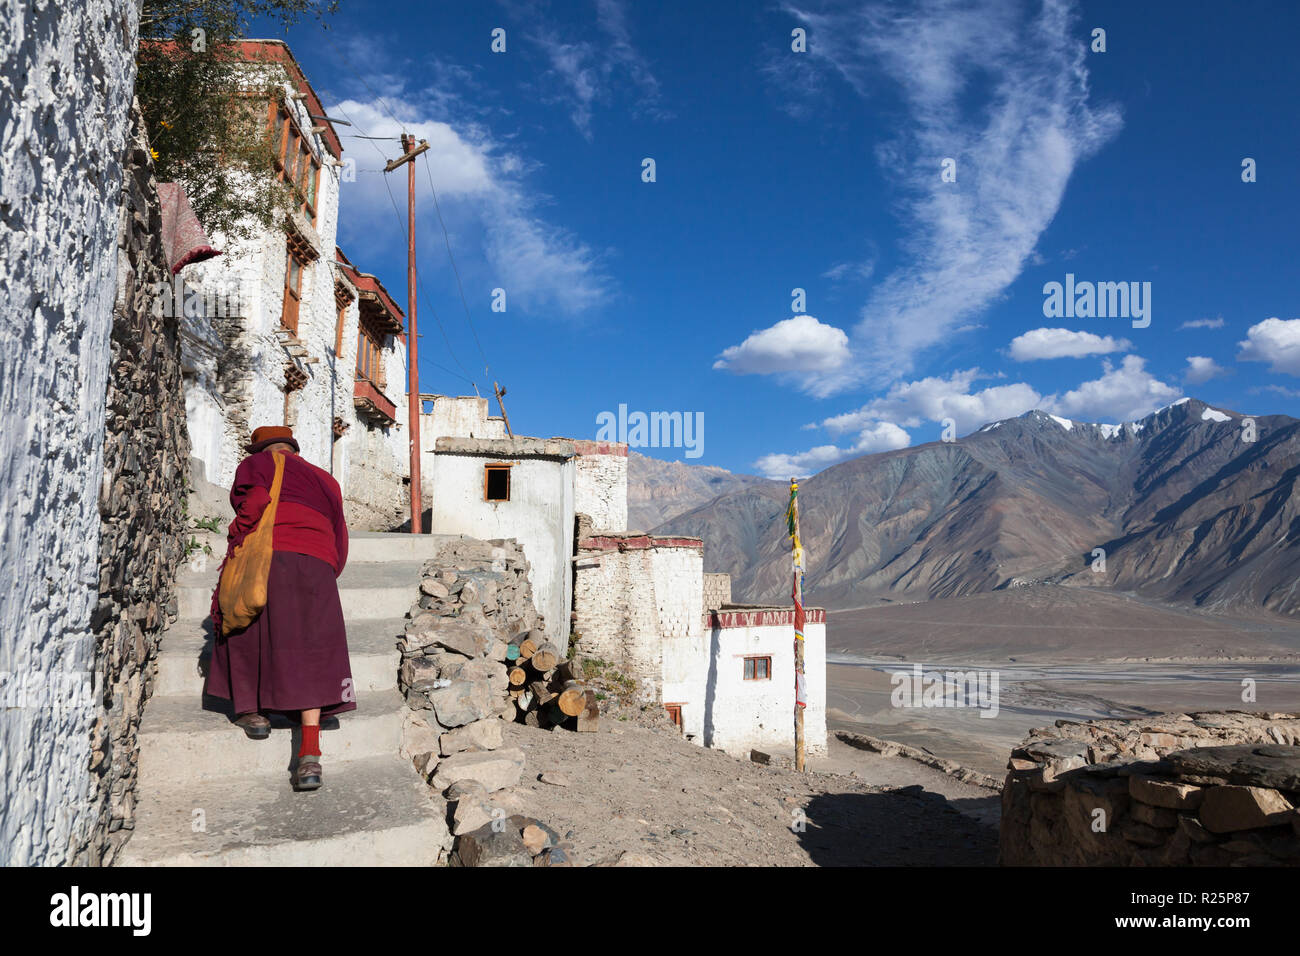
<box><xmin>479</xmin><ymin>718</ymin><xmax>1000</xmax><ymax>866</ymax></box>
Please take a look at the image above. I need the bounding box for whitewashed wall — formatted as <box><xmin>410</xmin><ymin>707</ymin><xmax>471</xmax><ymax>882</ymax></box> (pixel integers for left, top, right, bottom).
<box><xmin>572</xmin><ymin>443</ymin><xmax>628</xmax><ymax>533</ymax></box>
<box><xmin>428</xmin><ymin>442</ymin><xmax>574</xmax><ymax>647</ymax></box>
<box><xmin>700</xmin><ymin>617</ymin><xmax>827</xmax><ymax>757</ymax></box>
<box><xmin>180</xmin><ymin>65</ymin><xmax>345</xmax><ymax>486</ymax></box>
<box><xmin>0</xmin><ymin>0</ymin><xmax>139</xmax><ymax>865</ymax></box>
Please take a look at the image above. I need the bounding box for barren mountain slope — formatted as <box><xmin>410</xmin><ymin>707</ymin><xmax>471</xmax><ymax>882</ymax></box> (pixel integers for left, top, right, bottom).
<box><xmin>652</xmin><ymin>399</ymin><xmax>1300</xmax><ymax>615</ymax></box>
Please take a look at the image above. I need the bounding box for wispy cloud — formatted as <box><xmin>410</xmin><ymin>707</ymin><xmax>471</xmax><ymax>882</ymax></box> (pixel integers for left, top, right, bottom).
<box><xmin>1180</xmin><ymin>316</ymin><xmax>1225</xmax><ymax>330</ymax></box>
<box><xmin>735</xmin><ymin>0</ymin><xmax>1122</xmax><ymax>395</ymax></box>
<box><xmin>518</xmin><ymin>0</ymin><xmax>667</xmax><ymax>140</ymax></box>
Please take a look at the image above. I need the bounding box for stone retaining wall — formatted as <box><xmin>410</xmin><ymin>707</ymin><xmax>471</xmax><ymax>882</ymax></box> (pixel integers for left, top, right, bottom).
<box><xmin>1000</xmin><ymin>711</ymin><xmax>1300</xmax><ymax>866</ymax></box>
<box><xmin>82</xmin><ymin>104</ymin><xmax>193</xmax><ymax>865</ymax></box>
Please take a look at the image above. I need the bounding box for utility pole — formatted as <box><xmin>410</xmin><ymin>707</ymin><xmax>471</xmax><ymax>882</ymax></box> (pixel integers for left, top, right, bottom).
<box><xmin>385</xmin><ymin>134</ymin><xmax>430</xmax><ymax>532</ymax></box>
<box><xmin>788</xmin><ymin>478</ymin><xmax>807</xmax><ymax>772</ymax></box>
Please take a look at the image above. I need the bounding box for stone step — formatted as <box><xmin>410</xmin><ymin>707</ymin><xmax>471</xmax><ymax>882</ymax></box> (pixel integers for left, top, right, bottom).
<box><xmin>176</xmin><ymin>560</ymin><xmax>424</xmax><ymax>621</ymax></box>
<box><xmin>182</xmin><ymin>531</ymin><xmax>458</xmax><ymax>568</ymax></box>
<box><xmin>153</xmin><ymin>618</ymin><xmax>405</xmax><ymax>697</ymax></box>
<box><xmin>117</xmin><ymin>753</ymin><xmax>451</xmax><ymax>866</ymax></box>
<box><xmin>138</xmin><ymin>689</ymin><xmax>405</xmax><ymax>787</ymax></box>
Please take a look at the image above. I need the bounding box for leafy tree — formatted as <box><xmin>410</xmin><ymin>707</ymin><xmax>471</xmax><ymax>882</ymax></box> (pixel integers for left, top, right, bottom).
<box><xmin>135</xmin><ymin>0</ymin><xmax>338</xmax><ymax>241</ymax></box>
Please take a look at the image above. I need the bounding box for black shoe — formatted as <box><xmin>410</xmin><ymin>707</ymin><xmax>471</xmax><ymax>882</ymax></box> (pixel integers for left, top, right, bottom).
<box><xmin>234</xmin><ymin>712</ymin><xmax>271</xmax><ymax>740</ymax></box>
<box><xmin>293</xmin><ymin>756</ymin><xmax>323</xmax><ymax>791</ymax></box>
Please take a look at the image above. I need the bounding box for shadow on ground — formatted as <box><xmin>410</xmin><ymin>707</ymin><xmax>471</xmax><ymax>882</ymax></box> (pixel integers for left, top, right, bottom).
<box><xmin>797</xmin><ymin>788</ymin><xmax>999</xmax><ymax>865</ymax></box>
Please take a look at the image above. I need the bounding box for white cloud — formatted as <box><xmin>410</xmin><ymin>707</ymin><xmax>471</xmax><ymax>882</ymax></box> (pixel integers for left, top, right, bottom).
<box><xmin>769</xmin><ymin>0</ymin><xmax>1121</xmax><ymax>393</ymax></box>
<box><xmin>328</xmin><ymin>96</ymin><xmax>613</xmax><ymax>316</ymax></box>
<box><xmin>1238</xmin><ymin>318</ymin><xmax>1300</xmax><ymax>376</ymax></box>
<box><xmin>754</xmin><ymin>421</ymin><xmax>911</xmax><ymax>479</ymax></box>
<box><xmin>1181</xmin><ymin>317</ymin><xmax>1225</xmax><ymax>330</ymax></box>
<box><xmin>1048</xmin><ymin>355</ymin><xmax>1181</xmax><ymax>422</ymax></box>
<box><xmin>713</xmin><ymin>315</ymin><xmax>851</xmax><ymax>376</ymax></box>
<box><xmin>820</xmin><ymin>369</ymin><xmax>1043</xmax><ymax>435</ymax></box>
<box><xmin>1184</xmin><ymin>355</ymin><xmax>1226</xmax><ymax>385</ymax></box>
<box><xmin>1009</xmin><ymin>327</ymin><xmax>1131</xmax><ymax>361</ymax></box>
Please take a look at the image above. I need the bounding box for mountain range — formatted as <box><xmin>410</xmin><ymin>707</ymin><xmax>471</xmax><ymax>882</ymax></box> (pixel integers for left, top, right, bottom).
<box><xmin>640</xmin><ymin>399</ymin><xmax>1300</xmax><ymax>616</ymax></box>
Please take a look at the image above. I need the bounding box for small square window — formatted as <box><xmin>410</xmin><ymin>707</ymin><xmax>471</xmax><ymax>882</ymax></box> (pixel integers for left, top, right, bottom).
<box><xmin>743</xmin><ymin>656</ymin><xmax>772</xmax><ymax>681</ymax></box>
<box><xmin>485</xmin><ymin>464</ymin><xmax>511</xmax><ymax>502</ymax></box>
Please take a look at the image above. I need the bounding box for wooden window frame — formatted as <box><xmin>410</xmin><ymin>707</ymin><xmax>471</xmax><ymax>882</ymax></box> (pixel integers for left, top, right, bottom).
<box><xmin>281</xmin><ymin>245</ymin><xmax>306</xmax><ymax>334</ymax></box>
<box><xmin>267</xmin><ymin>101</ymin><xmax>322</xmax><ymax>225</ymax></box>
<box><xmin>664</xmin><ymin>703</ymin><xmax>683</xmax><ymax>728</ymax></box>
<box><xmin>355</xmin><ymin>315</ymin><xmax>386</xmax><ymax>388</ymax></box>
<box><xmin>743</xmin><ymin>656</ymin><xmax>772</xmax><ymax>681</ymax></box>
<box><xmin>484</xmin><ymin>463</ymin><xmax>512</xmax><ymax>502</ymax></box>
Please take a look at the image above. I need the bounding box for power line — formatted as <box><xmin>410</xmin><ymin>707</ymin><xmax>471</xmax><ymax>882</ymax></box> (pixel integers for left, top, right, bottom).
<box><xmin>325</xmin><ymin>96</ymin><xmax>480</xmax><ymax>390</ymax></box>
<box><xmin>422</xmin><ymin>152</ymin><xmax>490</xmax><ymax>378</ymax></box>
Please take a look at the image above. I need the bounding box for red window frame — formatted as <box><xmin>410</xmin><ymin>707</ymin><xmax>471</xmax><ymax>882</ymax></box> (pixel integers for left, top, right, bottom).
<box><xmin>743</xmin><ymin>656</ymin><xmax>772</xmax><ymax>681</ymax></box>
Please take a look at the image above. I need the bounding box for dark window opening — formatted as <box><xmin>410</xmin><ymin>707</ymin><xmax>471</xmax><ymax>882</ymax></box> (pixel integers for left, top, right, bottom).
<box><xmin>485</xmin><ymin>465</ymin><xmax>511</xmax><ymax>502</ymax></box>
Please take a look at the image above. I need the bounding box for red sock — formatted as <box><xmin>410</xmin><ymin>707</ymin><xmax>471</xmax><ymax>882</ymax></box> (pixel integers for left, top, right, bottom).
<box><xmin>299</xmin><ymin>724</ymin><xmax>320</xmax><ymax>758</ymax></box>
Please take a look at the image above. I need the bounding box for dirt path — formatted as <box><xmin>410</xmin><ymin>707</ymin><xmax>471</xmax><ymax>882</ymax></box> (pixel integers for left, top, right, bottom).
<box><xmin>487</xmin><ymin>720</ymin><xmax>1000</xmax><ymax>866</ymax></box>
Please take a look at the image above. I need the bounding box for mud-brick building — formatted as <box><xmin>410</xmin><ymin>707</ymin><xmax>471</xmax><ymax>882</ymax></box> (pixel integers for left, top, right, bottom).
<box><xmin>178</xmin><ymin>40</ymin><xmax>411</xmax><ymax>529</ymax></box>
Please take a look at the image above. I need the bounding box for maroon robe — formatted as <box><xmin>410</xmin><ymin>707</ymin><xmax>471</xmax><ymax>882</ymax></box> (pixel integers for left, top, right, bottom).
<box><xmin>204</xmin><ymin>450</ymin><xmax>356</xmax><ymax>717</ymax></box>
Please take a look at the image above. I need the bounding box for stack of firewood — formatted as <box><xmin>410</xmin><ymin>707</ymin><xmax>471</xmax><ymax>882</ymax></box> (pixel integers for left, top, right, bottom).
<box><xmin>506</xmin><ymin>632</ymin><xmax>599</xmax><ymax>732</ymax></box>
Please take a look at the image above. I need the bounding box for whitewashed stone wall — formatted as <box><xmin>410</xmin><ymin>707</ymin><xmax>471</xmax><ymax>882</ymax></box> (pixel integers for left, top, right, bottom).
<box><xmin>703</xmin><ymin>573</ymin><xmax>732</xmax><ymax>610</ymax></box>
<box><xmin>651</xmin><ymin>546</ymin><xmax>704</xmax><ymax>639</ymax></box>
<box><xmin>427</xmin><ymin>438</ymin><xmax>574</xmax><ymax>648</ymax></box>
<box><xmin>573</xmin><ymin>543</ymin><xmax>663</xmax><ymax>699</ymax></box>
<box><xmin>0</xmin><ymin>0</ymin><xmax>140</xmax><ymax>865</ymax></box>
<box><xmin>572</xmin><ymin>441</ymin><xmax>628</xmax><ymax>534</ymax></box>
<box><xmin>571</xmin><ymin>535</ymin><xmax>704</xmax><ymax>702</ymax></box>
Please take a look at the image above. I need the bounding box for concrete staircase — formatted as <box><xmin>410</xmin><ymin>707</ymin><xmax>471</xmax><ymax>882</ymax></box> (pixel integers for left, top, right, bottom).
<box><xmin>119</xmin><ymin>532</ymin><xmax>457</xmax><ymax>866</ymax></box>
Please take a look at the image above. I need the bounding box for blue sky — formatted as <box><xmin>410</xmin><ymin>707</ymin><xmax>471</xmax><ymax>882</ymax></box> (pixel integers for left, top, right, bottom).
<box><xmin>263</xmin><ymin>0</ymin><xmax>1300</xmax><ymax>477</ymax></box>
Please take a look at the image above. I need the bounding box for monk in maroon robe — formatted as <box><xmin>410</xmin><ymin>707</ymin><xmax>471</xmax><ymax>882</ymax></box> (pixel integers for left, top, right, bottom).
<box><xmin>205</xmin><ymin>425</ymin><xmax>353</xmax><ymax>791</ymax></box>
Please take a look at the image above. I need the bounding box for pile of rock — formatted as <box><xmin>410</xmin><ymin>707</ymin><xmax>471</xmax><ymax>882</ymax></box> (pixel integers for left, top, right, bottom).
<box><xmin>396</xmin><ymin>536</ymin><xmax>584</xmax><ymax>863</ymax></box>
<box><xmin>1000</xmin><ymin>711</ymin><xmax>1300</xmax><ymax>866</ymax></box>
<box><xmin>450</xmin><ymin>813</ymin><xmax>573</xmax><ymax>867</ymax></box>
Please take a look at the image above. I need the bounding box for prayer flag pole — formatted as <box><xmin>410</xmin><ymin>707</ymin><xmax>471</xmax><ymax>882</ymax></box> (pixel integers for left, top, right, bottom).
<box><xmin>788</xmin><ymin>478</ymin><xmax>807</xmax><ymax>772</ymax></box>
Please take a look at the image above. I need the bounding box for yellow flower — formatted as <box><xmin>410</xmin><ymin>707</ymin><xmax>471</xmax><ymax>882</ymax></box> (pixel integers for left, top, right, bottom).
<box><xmin>159</xmin><ymin>119</ymin><xmax>171</xmax><ymax>129</ymax></box>
<box><xmin>150</xmin><ymin>148</ymin><xmax>159</xmax><ymax>160</ymax></box>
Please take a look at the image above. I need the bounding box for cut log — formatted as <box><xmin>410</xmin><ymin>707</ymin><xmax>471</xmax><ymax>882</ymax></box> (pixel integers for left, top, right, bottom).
<box><xmin>518</xmin><ymin>637</ymin><xmax>538</xmax><ymax>660</ymax></box>
<box><xmin>530</xmin><ymin>642</ymin><xmax>560</xmax><ymax>672</ymax></box>
<box><xmin>529</xmin><ymin>681</ymin><xmax>557</xmax><ymax>706</ymax></box>
<box><xmin>581</xmin><ymin>689</ymin><xmax>600</xmax><ymax>719</ymax></box>
<box><xmin>508</xmin><ymin>666</ymin><xmax>528</xmax><ymax>687</ymax></box>
<box><xmin>575</xmin><ymin>714</ymin><xmax>599</xmax><ymax>733</ymax></box>
<box><xmin>555</xmin><ymin>659</ymin><xmax>585</xmax><ymax>683</ymax></box>
<box><xmin>516</xmin><ymin>690</ymin><xmax>534</xmax><ymax>712</ymax></box>
<box><xmin>556</xmin><ymin>681</ymin><xmax>587</xmax><ymax>718</ymax></box>
<box><xmin>544</xmin><ymin>701</ymin><xmax>569</xmax><ymax>727</ymax></box>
